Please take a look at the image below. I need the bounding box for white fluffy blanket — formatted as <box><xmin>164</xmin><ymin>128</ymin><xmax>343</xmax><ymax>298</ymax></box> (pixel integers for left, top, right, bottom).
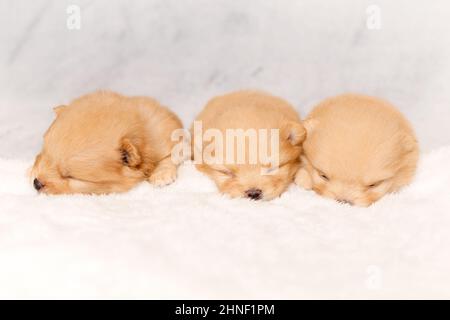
<box><xmin>1</xmin><ymin>147</ymin><xmax>450</xmax><ymax>299</ymax></box>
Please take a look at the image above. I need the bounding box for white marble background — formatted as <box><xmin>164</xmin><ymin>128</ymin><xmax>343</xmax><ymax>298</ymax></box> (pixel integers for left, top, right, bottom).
<box><xmin>0</xmin><ymin>0</ymin><xmax>449</xmax><ymax>158</ymax></box>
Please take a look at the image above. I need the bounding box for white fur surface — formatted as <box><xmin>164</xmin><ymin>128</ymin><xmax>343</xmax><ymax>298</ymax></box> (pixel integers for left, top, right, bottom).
<box><xmin>0</xmin><ymin>147</ymin><xmax>449</xmax><ymax>299</ymax></box>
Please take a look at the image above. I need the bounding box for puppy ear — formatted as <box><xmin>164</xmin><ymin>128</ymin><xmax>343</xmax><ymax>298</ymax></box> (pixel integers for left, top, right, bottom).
<box><xmin>53</xmin><ymin>105</ymin><xmax>67</xmax><ymax>116</ymax></box>
<box><xmin>303</xmin><ymin>118</ymin><xmax>317</xmax><ymax>135</ymax></box>
<box><xmin>284</xmin><ymin>121</ymin><xmax>307</xmax><ymax>146</ymax></box>
<box><xmin>120</xmin><ymin>138</ymin><xmax>141</xmax><ymax>168</ymax></box>
<box><xmin>400</xmin><ymin>133</ymin><xmax>419</xmax><ymax>154</ymax></box>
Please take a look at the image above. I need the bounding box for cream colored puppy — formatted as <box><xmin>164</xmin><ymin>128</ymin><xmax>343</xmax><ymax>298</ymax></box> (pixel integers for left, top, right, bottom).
<box><xmin>31</xmin><ymin>91</ymin><xmax>182</xmax><ymax>195</ymax></box>
<box><xmin>295</xmin><ymin>94</ymin><xmax>419</xmax><ymax>206</ymax></box>
<box><xmin>192</xmin><ymin>91</ymin><xmax>306</xmax><ymax>200</ymax></box>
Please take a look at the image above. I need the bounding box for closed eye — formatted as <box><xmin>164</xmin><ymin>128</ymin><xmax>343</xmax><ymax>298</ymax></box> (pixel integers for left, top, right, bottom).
<box><xmin>61</xmin><ymin>171</ymin><xmax>111</xmax><ymax>184</ymax></box>
<box><xmin>216</xmin><ymin>169</ymin><xmax>235</xmax><ymax>177</ymax></box>
<box><xmin>60</xmin><ymin>171</ymin><xmax>73</xmax><ymax>179</ymax></box>
<box><xmin>309</xmin><ymin>163</ymin><xmax>329</xmax><ymax>181</ymax></box>
<box><xmin>263</xmin><ymin>163</ymin><xmax>288</xmax><ymax>174</ymax></box>
<box><xmin>367</xmin><ymin>180</ymin><xmax>384</xmax><ymax>188</ymax></box>
<box><xmin>64</xmin><ymin>175</ymin><xmax>95</xmax><ymax>183</ymax></box>
<box><xmin>318</xmin><ymin>171</ymin><xmax>329</xmax><ymax>181</ymax></box>
<box><xmin>266</xmin><ymin>167</ymin><xmax>278</xmax><ymax>174</ymax></box>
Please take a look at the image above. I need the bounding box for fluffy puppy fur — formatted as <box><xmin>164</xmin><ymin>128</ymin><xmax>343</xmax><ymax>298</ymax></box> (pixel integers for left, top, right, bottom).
<box><xmin>31</xmin><ymin>91</ymin><xmax>182</xmax><ymax>195</ymax></box>
<box><xmin>192</xmin><ymin>91</ymin><xmax>306</xmax><ymax>201</ymax></box>
<box><xmin>295</xmin><ymin>94</ymin><xmax>419</xmax><ymax>207</ymax></box>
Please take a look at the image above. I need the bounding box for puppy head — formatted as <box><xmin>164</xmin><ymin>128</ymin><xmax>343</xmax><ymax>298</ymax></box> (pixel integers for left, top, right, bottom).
<box><xmin>31</xmin><ymin>93</ymin><xmax>149</xmax><ymax>195</ymax></box>
<box><xmin>197</xmin><ymin>121</ymin><xmax>305</xmax><ymax>200</ymax></box>
<box><xmin>297</xmin><ymin>95</ymin><xmax>419</xmax><ymax>207</ymax></box>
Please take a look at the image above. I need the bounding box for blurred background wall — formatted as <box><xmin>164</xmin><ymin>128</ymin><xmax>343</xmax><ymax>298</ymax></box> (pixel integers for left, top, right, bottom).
<box><xmin>0</xmin><ymin>0</ymin><xmax>449</xmax><ymax>158</ymax></box>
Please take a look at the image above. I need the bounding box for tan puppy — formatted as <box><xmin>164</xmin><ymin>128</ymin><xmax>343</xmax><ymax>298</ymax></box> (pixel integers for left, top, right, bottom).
<box><xmin>295</xmin><ymin>94</ymin><xmax>419</xmax><ymax>207</ymax></box>
<box><xmin>192</xmin><ymin>91</ymin><xmax>306</xmax><ymax>200</ymax></box>
<box><xmin>31</xmin><ymin>91</ymin><xmax>182</xmax><ymax>195</ymax></box>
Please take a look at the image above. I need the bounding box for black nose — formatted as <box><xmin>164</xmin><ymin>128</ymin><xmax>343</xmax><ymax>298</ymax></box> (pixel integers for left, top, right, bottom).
<box><xmin>245</xmin><ymin>188</ymin><xmax>262</xmax><ymax>200</ymax></box>
<box><xmin>33</xmin><ymin>178</ymin><xmax>44</xmax><ymax>191</ymax></box>
<box><xmin>337</xmin><ymin>198</ymin><xmax>353</xmax><ymax>206</ymax></box>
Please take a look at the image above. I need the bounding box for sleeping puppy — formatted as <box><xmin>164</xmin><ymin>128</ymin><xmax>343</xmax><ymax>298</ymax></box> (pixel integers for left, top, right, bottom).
<box><xmin>31</xmin><ymin>91</ymin><xmax>182</xmax><ymax>195</ymax></box>
<box><xmin>295</xmin><ymin>94</ymin><xmax>419</xmax><ymax>207</ymax></box>
<box><xmin>192</xmin><ymin>91</ymin><xmax>306</xmax><ymax>200</ymax></box>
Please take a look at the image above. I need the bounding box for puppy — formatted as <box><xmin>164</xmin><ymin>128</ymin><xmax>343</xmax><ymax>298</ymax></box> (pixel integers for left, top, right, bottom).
<box><xmin>295</xmin><ymin>94</ymin><xmax>419</xmax><ymax>207</ymax></box>
<box><xmin>31</xmin><ymin>91</ymin><xmax>182</xmax><ymax>195</ymax></box>
<box><xmin>192</xmin><ymin>91</ymin><xmax>306</xmax><ymax>200</ymax></box>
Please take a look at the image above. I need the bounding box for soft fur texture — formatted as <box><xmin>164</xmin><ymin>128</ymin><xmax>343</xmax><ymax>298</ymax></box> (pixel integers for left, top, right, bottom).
<box><xmin>31</xmin><ymin>91</ymin><xmax>182</xmax><ymax>195</ymax></box>
<box><xmin>0</xmin><ymin>147</ymin><xmax>450</xmax><ymax>299</ymax></box>
<box><xmin>192</xmin><ymin>91</ymin><xmax>306</xmax><ymax>200</ymax></box>
<box><xmin>295</xmin><ymin>94</ymin><xmax>419</xmax><ymax>207</ymax></box>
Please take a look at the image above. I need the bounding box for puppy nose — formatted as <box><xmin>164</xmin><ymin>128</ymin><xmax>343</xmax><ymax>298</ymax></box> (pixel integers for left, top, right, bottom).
<box><xmin>33</xmin><ymin>178</ymin><xmax>44</xmax><ymax>191</ymax></box>
<box><xmin>337</xmin><ymin>198</ymin><xmax>353</xmax><ymax>206</ymax></box>
<box><xmin>245</xmin><ymin>188</ymin><xmax>262</xmax><ymax>200</ymax></box>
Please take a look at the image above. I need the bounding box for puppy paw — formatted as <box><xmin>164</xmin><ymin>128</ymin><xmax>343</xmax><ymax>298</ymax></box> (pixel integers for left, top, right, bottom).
<box><xmin>295</xmin><ymin>167</ymin><xmax>312</xmax><ymax>190</ymax></box>
<box><xmin>148</xmin><ymin>166</ymin><xmax>177</xmax><ymax>187</ymax></box>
